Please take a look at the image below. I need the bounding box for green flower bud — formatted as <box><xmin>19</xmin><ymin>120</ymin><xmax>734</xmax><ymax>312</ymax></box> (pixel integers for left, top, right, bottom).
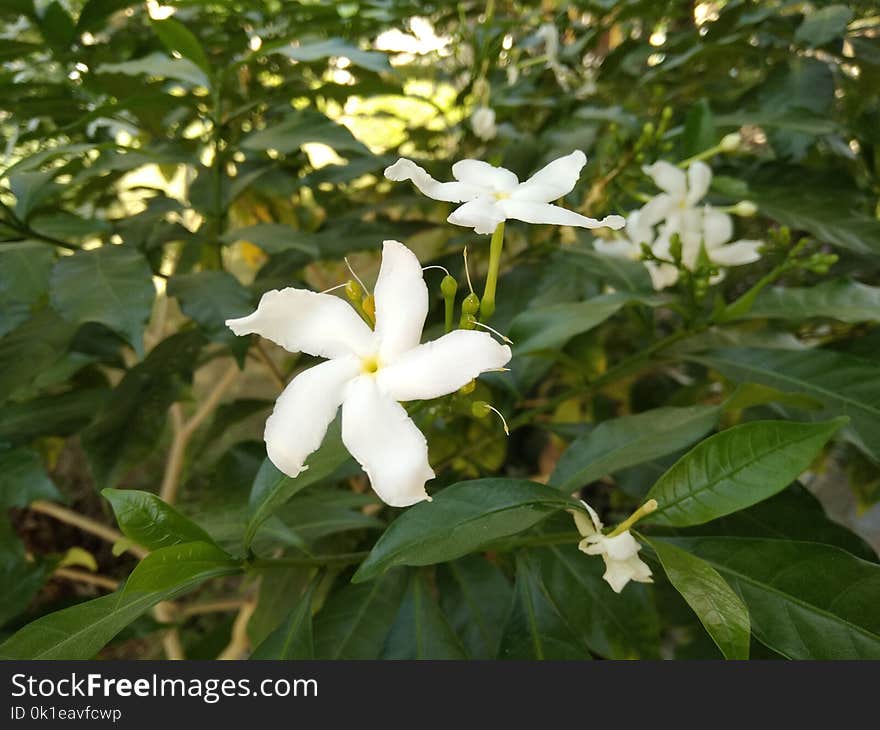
<box><xmin>733</xmin><ymin>200</ymin><xmax>757</xmax><ymax>217</ymax></box>
<box><xmin>345</xmin><ymin>278</ymin><xmax>362</xmax><ymax>302</ymax></box>
<box><xmin>458</xmin><ymin>379</ymin><xmax>476</xmax><ymax>395</ymax></box>
<box><xmin>461</xmin><ymin>292</ymin><xmax>480</xmax><ymax>316</ymax></box>
<box><xmin>720</xmin><ymin>132</ymin><xmax>742</xmax><ymax>152</ymax></box>
<box><xmin>472</xmin><ymin>401</ymin><xmax>490</xmax><ymax>418</ymax></box>
<box><xmin>441</xmin><ymin>274</ymin><xmax>459</xmax><ymax>299</ymax></box>
<box><xmin>460</xmin><ymin>312</ymin><xmax>477</xmax><ymax>330</ymax></box>
<box><xmin>362</xmin><ymin>294</ymin><xmax>375</xmax><ymax>323</ymax></box>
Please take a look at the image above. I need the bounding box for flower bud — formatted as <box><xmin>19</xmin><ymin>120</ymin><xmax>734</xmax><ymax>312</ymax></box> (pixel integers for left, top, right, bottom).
<box><xmin>471</xmin><ymin>401</ymin><xmax>490</xmax><ymax>418</ymax></box>
<box><xmin>733</xmin><ymin>200</ymin><xmax>757</xmax><ymax>217</ymax></box>
<box><xmin>345</xmin><ymin>278</ymin><xmax>363</xmax><ymax>303</ymax></box>
<box><xmin>460</xmin><ymin>313</ymin><xmax>477</xmax><ymax>330</ymax></box>
<box><xmin>440</xmin><ymin>274</ymin><xmax>459</xmax><ymax>299</ymax></box>
<box><xmin>458</xmin><ymin>379</ymin><xmax>476</xmax><ymax>395</ymax></box>
<box><xmin>461</xmin><ymin>292</ymin><xmax>480</xmax><ymax>316</ymax></box>
<box><xmin>720</xmin><ymin>132</ymin><xmax>741</xmax><ymax>152</ymax></box>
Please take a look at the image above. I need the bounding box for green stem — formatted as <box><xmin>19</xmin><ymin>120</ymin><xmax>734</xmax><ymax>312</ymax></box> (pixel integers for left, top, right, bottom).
<box><xmin>444</xmin><ymin>293</ymin><xmax>455</xmax><ymax>333</ymax></box>
<box><xmin>677</xmin><ymin>142</ymin><xmax>724</xmax><ymax>168</ymax></box>
<box><xmin>479</xmin><ymin>221</ymin><xmax>505</xmax><ymax>321</ymax></box>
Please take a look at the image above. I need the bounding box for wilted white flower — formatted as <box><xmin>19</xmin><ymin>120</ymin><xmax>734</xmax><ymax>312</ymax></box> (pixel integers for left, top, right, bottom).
<box><xmin>384</xmin><ymin>151</ymin><xmax>625</xmax><ymax>235</ymax></box>
<box><xmin>570</xmin><ymin>500</ymin><xmax>653</xmax><ymax>594</ymax></box>
<box><xmin>226</xmin><ymin>241</ymin><xmax>511</xmax><ymax>507</ymax></box>
<box><xmin>470</xmin><ymin>106</ymin><xmax>497</xmax><ymax>141</ymax></box>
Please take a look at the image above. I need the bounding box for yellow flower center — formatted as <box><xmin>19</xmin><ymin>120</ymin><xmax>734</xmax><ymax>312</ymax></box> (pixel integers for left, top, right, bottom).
<box><xmin>494</xmin><ymin>191</ymin><xmax>510</xmax><ymax>200</ymax></box>
<box><xmin>361</xmin><ymin>355</ymin><xmax>381</xmax><ymax>375</ymax></box>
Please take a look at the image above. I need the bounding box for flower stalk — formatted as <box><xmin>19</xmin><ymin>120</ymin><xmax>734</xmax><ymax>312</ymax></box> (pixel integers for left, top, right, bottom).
<box><xmin>479</xmin><ymin>221</ymin><xmax>505</xmax><ymax>321</ymax></box>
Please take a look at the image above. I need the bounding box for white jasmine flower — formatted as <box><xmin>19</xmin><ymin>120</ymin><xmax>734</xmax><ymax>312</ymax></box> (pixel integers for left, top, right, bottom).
<box><xmin>570</xmin><ymin>501</ymin><xmax>653</xmax><ymax>594</ymax></box>
<box><xmin>384</xmin><ymin>151</ymin><xmax>625</xmax><ymax>235</ymax></box>
<box><xmin>639</xmin><ymin>160</ymin><xmax>713</xmax><ymax>231</ymax></box>
<box><xmin>226</xmin><ymin>241</ymin><xmax>511</xmax><ymax>508</ymax></box>
<box><xmin>470</xmin><ymin>106</ymin><xmax>497</xmax><ymax>141</ymax></box>
<box><xmin>593</xmin><ymin>211</ymin><xmax>678</xmax><ymax>290</ymax></box>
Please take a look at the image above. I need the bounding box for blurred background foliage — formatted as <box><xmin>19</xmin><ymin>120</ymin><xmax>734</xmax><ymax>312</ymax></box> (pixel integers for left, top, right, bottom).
<box><xmin>1</xmin><ymin>0</ymin><xmax>880</xmax><ymax>660</ymax></box>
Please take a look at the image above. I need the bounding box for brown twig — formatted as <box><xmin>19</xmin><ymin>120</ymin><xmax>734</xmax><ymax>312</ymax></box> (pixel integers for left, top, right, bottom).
<box><xmin>29</xmin><ymin>501</ymin><xmax>148</xmax><ymax>559</ymax></box>
<box><xmin>53</xmin><ymin>567</ymin><xmax>120</xmax><ymax>591</ymax></box>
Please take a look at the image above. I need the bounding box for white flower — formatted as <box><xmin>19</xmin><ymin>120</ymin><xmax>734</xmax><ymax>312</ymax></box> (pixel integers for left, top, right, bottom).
<box><xmin>470</xmin><ymin>106</ymin><xmax>497</xmax><ymax>141</ymax></box>
<box><xmin>596</xmin><ymin>160</ymin><xmax>762</xmax><ymax>289</ymax></box>
<box><xmin>384</xmin><ymin>151</ymin><xmax>625</xmax><ymax>235</ymax></box>
<box><xmin>570</xmin><ymin>501</ymin><xmax>652</xmax><ymax>594</ymax></box>
<box><xmin>226</xmin><ymin>240</ymin><xmax>512</xmax><ymax>507</ymax></box>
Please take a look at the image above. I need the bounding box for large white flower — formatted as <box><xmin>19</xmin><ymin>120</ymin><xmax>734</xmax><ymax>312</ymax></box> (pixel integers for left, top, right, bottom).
<box><xmin>593</xmin><ymin>210</ymin><xmax>678</xmax><ymax>290</ymax></box>
<box><xmin>570</xmin><ymin>501</ymin><xmax>653</xmax><ymax>593</ymax></box>
<box><xmin>226</xmin><ymin>240</ymin><xmax>512</xmax><ymax>507</ymax></box>
<box><xmin>384</xmin><ymin>151</ymin><xmax>625</xmax><ymax>235</ymax></box>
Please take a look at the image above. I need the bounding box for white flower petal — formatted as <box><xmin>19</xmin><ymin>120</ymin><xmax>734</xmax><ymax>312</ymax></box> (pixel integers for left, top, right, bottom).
<box><xmin>646</xmin><ymin>261</ymin><xmax>679</xmax><ymax>290</ymax></box>
<box><xmin>638</xmin><ymin>193</ymin><xmax>676</xmax><ymax>228</ymax></box>
<box><xmin>686</xmin><ymin>161</ymin><xmax>712</xmax><ymax>205</ymax></box>
<box><xmin>447</xmin><ymin>197</ymin><xmax>506</xmax><ymax>234</ymax></box>
<box><xmin>377</xmin><ymin>329</ymin><xmax>511</xmax><ymax>401</ymax></box>
<box><xmin>702</xmin><ymin>207</ymin><xmax>734</xmax><ymax>249</ymax></box>
<box><xmin>510</xmin><ymin>150</ymin><xmax>586</xmax><ymax>203</ymax></box>
<box><xmin>600</xmin><ymin>531</ymin><xmax>641</xmax><ymax>561</ymax></box>
<box><xmin>226</xmin><ymin>288</ymin><xmax>374</xmax><ymax>359</ymax></box>
<box><xmin>452</xmin><ymin>159</ymin><xmax>518</xmax><ymax>191</ymax></box>
<box><xmin>709</xmin><ymin>239</ymin><xmax>763</xmax><ymax>266</ymax></box>
<box><xmin>601</xmin><ymin>554</ymin><xmax>652</xmax><ymax>593</ymax></box>
<box><xmin>625</xmin><ymin>208</ymin><xmax>656</xmax><ymax>246</ymax></box>
<box><xmin>341</xmin><ymin>376</ymin><xmax>434</xmax><ymax>507</ymax></box>
<box><xmin>384</xmin><ymin>158</ymin><xmax>483</xmax><ymax>202</ymax></box>
<box><xmin>498</xmin><ymin>200</ymin><xmax>624</xmax><ymax>230</ymax></box>
<box><xmin>643</xmin><ymin>161</ymin><xmax>687</xmax><ymax>197</ymax></box>
<box><xmin>264</xmin><ymin>357</ymin><xmax>360</xmax><ymax>478</ymax></box>
<box><xmin>373</xmin><ymin>240</ymin><xmax>429</xmax><ymax>361</ymax></box>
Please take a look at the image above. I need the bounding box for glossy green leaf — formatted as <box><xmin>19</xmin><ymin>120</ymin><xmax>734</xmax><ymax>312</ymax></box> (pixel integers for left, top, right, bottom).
<box><xmin>97</xmin><ymin>52</ymin><xmax>209</xmax><ymax>86</ymax></box>
<box><xmin>353</xmin><ymin>479</ymin><xmax>580</xmax><ymax>583</ymax></box>
<box><xmin>510</xmin><ymin>292</ymin><xmax>632</xmax><ymax>355</ymax></box>
<box><xmin>648</xmin><ymin>538</ymin><xmax>750</xmax><ymax>660</ymax></box>
<box><xmin>0</xmin><ymin>522</ymin><xmax>57</xmax><ymax>627</ymax></box>
<box><xmin>102</xmin><ymin>488</ymin><xmax>217</xmax><ymax>552</ymax></box>
<box><xmin>382</xmin><ymin>571</ymin><xmax>468</xmax><ymax>659</ymax></box>
<box><xmin>550</xmin><ymin>405</ymin><xmax>720</xmax><ymax>492</ymax></box>
<box><xmin>497</xmin><ymin>552</ymin><xmax>591</xmax><ymax>660</ymax></box>
<box><xmin>691</xmin><ymin>347</ymin><xmax>880</xmax><ymax>461</ymax></box>
<box><xmin>794</xmin><ymin>4</ymin><xmax>853</xmax><ymax>47</ymax></box>
<box><xmin>0</xmin><ymin>542</ymin><xmax>239</xmax><ymax>659</ymax></box>
<box><xmin>742</xmin><ymin>280</ymin><xmax>880</xmax><ymax>323</ymax></box>
<box><xmin>535</xmin><ymin>545</ymin><xmax>661</xmax><ymax>659</ymax></box>
<box><xmin>647</xmin><ymin>419</ymin><xmax>845</xmax><ymax>526</ymax></box>
<box><xmin>271</xmin><ymin>38</ymin><xmax>390</xmax><ymax>73</ymax></box>
<box><xmin>222</xmin><ymin>224</ymin><xmax>320</xmax><ymax>258</ymax></box>
<box><xmin>50</xmin><ymin>245</ymin><xmax>155</xmax><ymax>356</ymax></box>
<box><xmin>437</xmin><ymin>555</ymin><xmax>512</xmax><ymax>659</ymax></box>
<box><xmin>314</xmin><ymin>569</ymin><xmax>407</xmax><ymax>659</ymax></box>
<box><xmin>669</xmin><ymin>537</ymin><xmax>880</xmax><ymax>659</ymax></box>
<box><xmin>167</xmin><ymin>270</ymin><xmax>253</xmax><ymax>343</ymax></box>
<box><xmin>245</xmin><ymin>421</ymin><xmax>351</xmax><ymax>549</ymax></box>
<box><xmin>251</xmin><ymin>578</ymin><xmax>317</xmax><ymax>659</ymax></box>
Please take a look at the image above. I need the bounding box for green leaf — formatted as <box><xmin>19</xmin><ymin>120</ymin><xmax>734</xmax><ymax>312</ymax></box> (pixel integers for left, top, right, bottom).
<box><xmin>242</xmin><ymin>109</ymin><xmax>369</xmax><ymax>156</ymax></box>
<box><xmin>0</xmin><ymin>446</ymin><xmax>62</xmax><ymax>508</ymax></box>
<box><xmin>690</xmin><ymin>347</ymin><xmax>880</xmax><ymax>461</ymax></box>
<box><xmin>0</xmin><ymin>387</ymin><xmax>110</xmax><ymax>445</ymax></box>
<box><xmin>50</xmin><ymin>245</ymin><xmax>155</xmax><ymax>356</ymax></box>
<box><xmin>0</xmin><ymin>522</ymin><xmax>57</xmax><ymax>628</ymax></box>
<box><xmin>245</xmin><ymin>421</ymin><xmax>351</xmax><ymax>549</ymax></box>
<box><xmin>568</xmin><ymin>243</ymin><xmax>655</xmax><ymax>293</ymax></box>
<box><xmin>313</xmin><ymin>569</ymin><xmax>407</xmax><ymax>659</ymax></box>
<box><xmin>0</xmin><ymin>542</ymin><xmax>239</xmax><ymax>659</ymax></box>
<box><xmin>510</xmin><ymin>292</ymin><xmax>650</xmax><ymax>355</ymax></box>
<box><xmin>97</xmin><ymin>52</ymin><xmax>209</xmax><ymax>87</ymax></box>
<box><xmin>648</xmin><ymin>538</ymin><xmax>750</xmax><ymax>660</ymax></box>
<box><xmin>668</xmin><ymin>537</ymin><xmax>880</xmax><ymax>659</ymax></box>
<box><xmin>740</xmin><ymin>280</ymin><xmax>880</xmax><ymax>323</ymax></box>
<box><xmin>498</xmin><ymin>552</ymin><xmax>591</xmax><ymax>660</ymax></box>
<box><xmin>535</xmin><ymin>544</ymin><xmax>661</xmax><ymax>658</ymax></box>
<box><xmin>682</xmin><ymin>99</ymin><xmax>716</xmax><ymax>157</ymax></box>
<box><xmin>151</xmin><ymin>17</ymin><xmax>210</xmax><ymax>74</ymax></box>
<box><xmin>795</xmin><ymin>4</ymin><xmax>853</xmax><ymax>47</ymax></box>
<box><xmin>271</xmin><ymin>38</ymin><xmax>390</xmax><ymax>73</ymax></box>
<box><xmin>647</xmin><ymin>419</ymin><xmax>845</xmax><ymax>526</ymax></box>
<box><xmin>251</xmin><ymin>578</ymin><xmax>317</xmax><ymax>659</ymax></box>
<box><xmin>0</xmin><ymin>242</ymin><xmax>55</xmax><ymax>338</ymax></box>
<box><xmin>102</xmin><ymin>488</ymin><xmax>217</xmax><ymax>552</ymax></box>
<box><xmin>437</xmin><ymin>555</ymin><xmax>512</xmax><ymax>659</ymax></box>
<box><xmin>222</xmin><ymin>224</ymin><xmax>320</xmax><ymax>259</ymax></box>
<box><xmin>550</xmin><ymin>405</ymin><xmax>720</xmax><ymax>492</ymax></box>
<box><xmin>275</xmin><ymin>490</ymin><xmax>382</xmax><ymax>545</ymax></box>
<box><xmin>382</xmin><ymin>572</ymin><xmax>468</xmax><ymax>659</ymax></box>
<box><xmin>353</xmin><ymin>479</ymin><xmax>580</xmax><ymax>583</ymax></box>
<box><xmin>167</xmin><ymin>270</ymin><xmax>253</xmax><ymax>344</ymax></box>
<box><xmin>81</xmin><ymin>331</ymin><xmax>205</xmax><ymax>487</ymax></box>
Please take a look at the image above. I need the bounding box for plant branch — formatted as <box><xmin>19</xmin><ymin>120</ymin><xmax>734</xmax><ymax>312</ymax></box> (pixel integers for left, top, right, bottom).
<box><xmin>29</xmin><ymin>501</ymin><xmax>148</xmax><ymax>559</ymax></box>
<box><xmin>53</xmin><ymin>567</ymin><xmax>120</xmax><ymax>591</ymax></box>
